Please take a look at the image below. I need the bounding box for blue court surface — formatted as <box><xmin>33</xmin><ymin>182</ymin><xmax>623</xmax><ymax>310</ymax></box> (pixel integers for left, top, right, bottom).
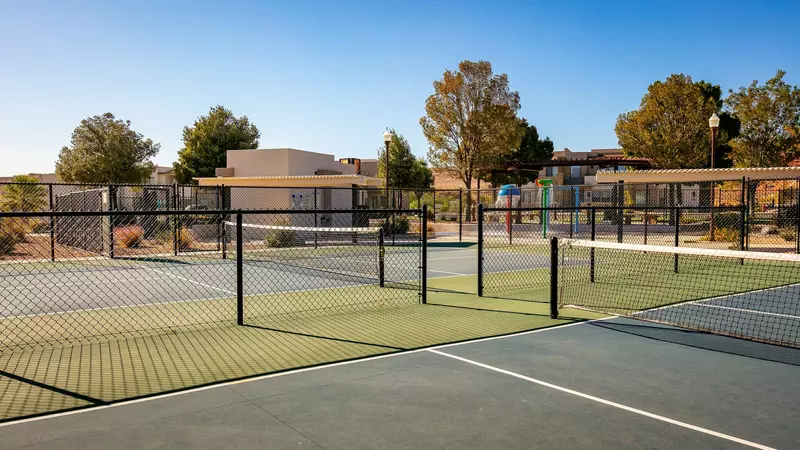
<box><xmin>2</xmin><ymin>317</ymin><xmax>798</xmax><ymax>449</ymax></box>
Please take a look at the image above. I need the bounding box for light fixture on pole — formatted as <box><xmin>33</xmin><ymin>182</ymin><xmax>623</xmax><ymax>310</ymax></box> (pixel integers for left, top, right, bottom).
<box><xmin>709</xmin><ymin>113</ymin><xmax>720</xmax><ymax>168</ymax></box>
<box><xmin>383</xmin><ymin>131</ymin><xmax>394</xmax><ymax>208</ymax></box>
<box><xmin>708</xmin><ymin>113</ymin><xmax>721</xmax><ymax>241</ymax></box>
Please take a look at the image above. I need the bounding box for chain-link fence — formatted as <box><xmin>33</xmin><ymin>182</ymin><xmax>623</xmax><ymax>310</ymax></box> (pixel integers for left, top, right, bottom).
<box><xmin>478</xmin><ymin>205</ymin><xmax>747</xmax><ymax>302</ymax></box>
<box><xmin>2</xmin><ymin>178</ymin><xmax>798</xmax><ymax>250</ymax></box>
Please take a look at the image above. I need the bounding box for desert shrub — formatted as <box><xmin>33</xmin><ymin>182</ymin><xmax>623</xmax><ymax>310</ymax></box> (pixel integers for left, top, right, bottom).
<box><xmin>115</xmin><ymin>225</ymin><xmax>144</xmax><ymax>248</ymax></box>
<box><xmin>382</xmin><ymin>216</ymin><xmax>410</xmax><ymax>235</ymax></box>
<box><xmin>714</xmin><ymin>212</ymin><xmax>741</xmax><ymax>230</ymax></box>
<box><xmin>779</xmin><ymin>228</ymin><xmax>797</xmax><ymax>242</ymax></box>
<box><xmin>265</xmin><ymin>220</ymin><xmax>297</xmax><ymax>248</ymax></box>
<box><xmin>701</xmin><ymin>228</ymin><xmax>740</xmax><ymax>243</ymax></box>
<box><xmin>178</xmin><ymin>227</ymin><xmax>195</xmax><ymax>250</ymax></box>
<box><xmin>4</xmin><ymin>219</ymin><xmax>29</xmax><ymax>243</ymax></box>
<box><xmin>0</xmin><ymin>219</ymin><xmax>18</xmax><ymax>255</ymax></box>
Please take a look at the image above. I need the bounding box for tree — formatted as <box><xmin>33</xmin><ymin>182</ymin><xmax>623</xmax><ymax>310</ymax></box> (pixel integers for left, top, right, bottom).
<box><xmin>615</xmin><ymin>74</ymin><xmax>720</xmax><ymax>169</ymax></box>
<box><xmin>724</xmin><ymin>70</ymin><xmax>800</xmax><ymax>167</ymax></box>
<box><xmin>697</xmin><ymin>81</ymin><xmax>740</xmax><ymax>168</ymax></box>
<box><xmin>56</xmin><ymin>113</ymin><xmax>160</xmax><ymax>184</ymax></box>
<box><xmin>377</xmin><ymin>130</ymin><xmax>434</xmax><ymax>191</ymax></box>
<box><xmin>420</xmin><ymin>60</ymin><xmax>522</xmax><ymax>219</ymax></box>
<box><xmin>0</xmin><ymin>175</ymin><xmax>47</xmax><ymax>212</ymax></box>
<box><xmin>486</xmin><ymin>118</ymin><xmax>554</xmax><ymax>186</ymax></box>
<box><xmin>173</xmin><ymin>106</ymin><xmax>261</xmax><ymax>184</ymax></box>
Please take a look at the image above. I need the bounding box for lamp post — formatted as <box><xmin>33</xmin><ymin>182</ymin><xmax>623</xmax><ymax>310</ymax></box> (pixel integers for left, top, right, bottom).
<box><xmin>383</xmin><ymin>131</ymin><xmax>394</xmax><ymax>209</ymax></box>
<box><xmin>709</xmin><ymin>113</ymin><xmax>721</xmax><ymax>241</ymax></box>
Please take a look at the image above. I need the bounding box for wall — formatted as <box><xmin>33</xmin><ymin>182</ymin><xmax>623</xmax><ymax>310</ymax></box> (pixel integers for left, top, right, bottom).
<box><xmin>226</xmin><ymin>149</ymin><xmax>290</xmax><ymax>177</ymax></box>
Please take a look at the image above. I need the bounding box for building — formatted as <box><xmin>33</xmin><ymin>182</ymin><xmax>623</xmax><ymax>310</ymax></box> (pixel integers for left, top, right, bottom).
<box><xmin>538</xmin><ymin>148</ymin><xmax>628</xmax><ymax>186</ymax></box>
<box><xmin>195</xmin><ymin>148</ymin><xmax>386</xmax><ymax>215</ymax></box>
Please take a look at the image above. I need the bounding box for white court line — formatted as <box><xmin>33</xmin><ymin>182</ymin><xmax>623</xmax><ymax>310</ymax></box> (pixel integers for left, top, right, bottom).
<box><xmin>695</xmin><ymin>303</ymin><xmax>800</xmax><ymax>320</ymax></box>
<box><xmin>137</xmin><ymin>265</ymin><xmax>235</xmax><ymax>296</ymax></box>
<box><xmin>427</xmin><ymin>349</ymin><xmax>775</xmax><ymax>450</ymax></box>
<box><xmin>0</xmin><ymin>318</ymin><xmax>603</xmax><ymax>428</ymax></box>
<box><xmin>630</xmin><ymin>283</ymin><xmax>800</xmax><ymax>317</ymax></box>
<box><xmin>0</xmin><ymin>275</ymin><xmax>171</xmax><ymax>290</ymax></box>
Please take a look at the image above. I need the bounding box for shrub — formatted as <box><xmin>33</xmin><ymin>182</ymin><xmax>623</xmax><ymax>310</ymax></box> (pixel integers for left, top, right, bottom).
<box><xmin>178</xmin><ymin>227</ymin><xmax>195</xmax><ymax>250</ymax></box>
<box><xmin>382</xmin><ymin>216</ymin><xmax>410</xmax><ymax>235</ymax></box>
<box><xmin>0</xmin><ymin>219</ymin><xmax>18</xmax><ymax>255</ymax></box>
<box><xmin>779</xmin><ymin>228</ymin><xmax>797</xmax><ymax>242</ymax></box>
<box><xmin>265</xmin><ymin>220</ymin><xmax>297</xmax><ymax>248</ymax></box>
<box><xmin>4</xmin><ymin>219</ymin><xmax>29</xmax><ymax>243</ymax></box>
<box><xmin>714</xmin><ymin>212</ymin><xmax>741</xmax><ymax>230</ymax></box>
<box><xmin>115</xmin><ymin>225</ymin><xmax>144</xmax><ymax>248</ymax></box>
<box><xmin>701</xmin><ymin>228</ymin><xmax>740</xmax><ymax>243</ymax></box>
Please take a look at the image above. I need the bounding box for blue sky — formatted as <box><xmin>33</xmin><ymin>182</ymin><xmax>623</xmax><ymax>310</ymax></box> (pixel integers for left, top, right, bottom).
<box><xmin>1</xmin><ymin>0</ymin><xmax>798</xmax><ymax>176</ymax></box>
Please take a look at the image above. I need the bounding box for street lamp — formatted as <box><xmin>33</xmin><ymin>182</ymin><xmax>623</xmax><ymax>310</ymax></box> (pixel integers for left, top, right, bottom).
<box><xmin>383</xmin><ymin>131</ymin><xmax>394</xmax><ymax>208</ymax></box>
<box><xmin>708</xmin><ymin>113</ymin><xmax>721</xmax><ymax>241</ymax></box>
<box><xmin>709</xmin><ymin>113</ymin><xmax>720</xmax><ymax>168</ymax></box>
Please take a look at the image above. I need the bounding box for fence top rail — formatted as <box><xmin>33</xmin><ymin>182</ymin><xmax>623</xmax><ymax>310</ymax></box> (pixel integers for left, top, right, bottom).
<box><xmin>482</xmin><ymin>205</ymin><xmax>745</xmax><ymax>213</ymax></box>
<box><xmin>0</xmin><ymin>208</ymin><xmax>423</xmax><ymax>218</ymax></box>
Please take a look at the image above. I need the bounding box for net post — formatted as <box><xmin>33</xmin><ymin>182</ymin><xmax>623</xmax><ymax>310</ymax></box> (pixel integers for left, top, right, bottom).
<box><xmin>421</xmin><ymin>204</ymin><xmax>428</xmax><ymax>304</ymax></box>
<box><xmin>48</xmin><ymin>183</ymin><xmax>55</xmax><ymax>262</ymax></box>
<box><xmin>477</xmin><ymin>203</ymin><xmax>484</xmax><ymax>297</ymax></box>
<box><xmin>674</xmin><ymin>207</ymin><xmax>680</xmax><ymax>273</ymax></box>
<box><xmin>550</xmin><ymin>236</ymin><xmax>559</xmax><ymax>319</ymax></box>
<box><xmin>378</xmin><ymin>227</ymin><xmax>385</xmax><ymax>288</ymax></box>
<box><xmin>458</xmin><ymin>188</ymin><xmax>463</xmax><ymax>242</ymax></box>
<box><xmin>590</xmin><ymin>207</ymin><xmax>596</xmax><ymax>283</ymax></box>
<box><xmin>236</xmin><ymin>212</ymin><xmax>244</xmax><ymax>326</ymax></box>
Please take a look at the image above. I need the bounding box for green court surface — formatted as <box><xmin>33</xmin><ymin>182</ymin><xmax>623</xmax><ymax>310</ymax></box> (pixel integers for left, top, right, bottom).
<box><xmin>0</xmin><ymin>273</ymin><xmax>602</xmax><ymax>422</ymax></box>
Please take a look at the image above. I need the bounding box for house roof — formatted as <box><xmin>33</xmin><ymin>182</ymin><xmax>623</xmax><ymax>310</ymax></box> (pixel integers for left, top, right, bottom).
<box><xmin>195</xmin><ymin>174</ymin><xmax>384</xmax><ymax>188</ymax></box>
<box><xmin>596</xmin><ymin>166</ymin><xmax>800</xmax><ymax>183</ymax></box>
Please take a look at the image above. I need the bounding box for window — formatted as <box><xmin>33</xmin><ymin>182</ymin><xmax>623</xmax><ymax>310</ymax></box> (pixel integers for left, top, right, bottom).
<box><xmin>546</xmin><ymin>166</ymin><xmax>558</xmax><ymax>176</ymax></box>
<box><xmin>570</xmin><ymin>166</ymin><xmax>581</xmax><ymax>179</ymax></box>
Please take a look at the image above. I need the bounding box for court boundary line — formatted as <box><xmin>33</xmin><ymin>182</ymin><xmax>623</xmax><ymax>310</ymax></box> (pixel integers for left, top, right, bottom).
<box><xmin>695</xmin><ymin>303</ymin><xmax>800</xmax><ymax>320</ymax></box>
<box><xmin>428</xmin><ymin>349</ymin><xmax>775</xmax><ymax>450</ymax></box>
<box><xmin>0</xmin><ymin>318</ymin><xmax>605</xmax><ymax>428</ymax></box>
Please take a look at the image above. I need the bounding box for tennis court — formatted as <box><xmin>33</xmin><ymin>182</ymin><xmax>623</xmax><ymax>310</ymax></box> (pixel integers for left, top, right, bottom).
<box><xmin>1</xmin><ymin>316</ymin><xmax>798</xmax><ymax>449</ymax></box>
<box><xmin>2</xmin><ymin>205</ymin><xmax>800</xmax><ymax>448</ymax></box>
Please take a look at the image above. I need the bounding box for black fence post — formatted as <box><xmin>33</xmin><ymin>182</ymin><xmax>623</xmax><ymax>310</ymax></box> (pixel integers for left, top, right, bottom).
<box><xmin>643</xmin><ymin>206</ymin><xmax>649</xmax><ymax>245</ymax></box>
<box><xmin>796</xmin><ymin>178</ymin><xmax>800</xmax><ymax>254</ymax></box>
<box><xmin>221</xmin><ymin>185</ymin><xmax>228</xmax><ymax>260</ymax></box>
<box><xmin>432</xmin><ymin>190</ymin><xmax>436</xmax><ymax>223</ymax></box>
<box><xmin>421</xmin><ymin>205</ymin><xmax>428</xmax><ymax>304</ymax></box>
<box><xmin>108</xmin><ymin>185</ymin><xmax>115</xmax><ymax>259</ymax></box>
<box><xmin>458</xmin><ymin>188</ymin><xmax>463</xmax><ymax>242</ymax></box>
<box><xmin>590</xmin><ymin>207</ymin><xmax>596</xmax><ymax>283</ymax></box>
<box><xmin>674</xmin><ymin>207</ymin><xmax>680</xmax><ymax>273</ymax></box>
<box><xmin>172</xmin><ymin>183</ymin><xmax>178</xmax><ymax>256</ymax></box>
<box><xmin>313</xmin><ymin>187</ymin><xmax>318</xmax><ymax>248</ymax></box>
<box><xmin>477</xmin><ymin>204</ymin><xmax>484</xmax><ymax>297</ymax></box>
<box><xmin>215</xmin><ymin>185</ymin><xmax>222</xmax><ymax>252</ymax></box>
<box><xmin>617</xmin><ymin>180</ymin><xmax>624</xmax><ymax>243</ymax></box>
<box><xmin>48</xmin><ymin>184</ymin><xmax>55</xmax><ymax>262</ymax></box>
<box><xmin>550</xmin><ymin>236</ymin><xmax>559</xmax><ymax>319</ymax></box>
<box><xmin>378</xmin><ymin>228</ymin><xmax>385</xmax><ymax>288</ymax></box>
<box><xmin>236</xmin><ymin>212</ymin><xmax>244</xmax><ymax>326</ymax></box>
<box><xmin>743</xmin><ymin>177</ymin><xmax>750</xmax><ymax>251</ymax></box>
<box><xmin>740</xmin><ymin>204</ymin><xmax>746</xmax><ymax>264</ymax></box>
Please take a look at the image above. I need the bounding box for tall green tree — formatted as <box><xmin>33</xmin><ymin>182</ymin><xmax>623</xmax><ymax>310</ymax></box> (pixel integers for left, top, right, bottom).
<box><xmin>173</xmin><ymin>106</ymin><xmax>261</xmax><ymax>184</ymax></box>
<box><xmin>724</xmin><ymin>70</ymin><xmax>800</xmax><ymax>167</ymax></box>
<box><xmin>377</xmin><ymin>130</ymin><xmax>434</xmax><ymax>190</ymax></box>
<box><xmin>486</xmin><ymin>118</ymin><xmax>554</xmax><ymax>186</ymax></box>
<box><xmin>615</xmin><ymin>74</ymin><xmax>720</xmax><ymax>169</ymax></box>
<box><xmin>0</xmin><ymin>175</ymin><xmax>47</xmax><ymax>212</ymax></box>
<box><xmin>697</xmin><ymin>81</ymin><xmax>740</xmax><ymax>168</ymax></box>
<box><xmin>56</xmin><ymin>113</ymin><xmax>160</xmax><ymax>183</ymax></box>
<box><xmin>420</xmin><ymin>60</ymin><xmax>522</xmax><ymax>219</ymax></box>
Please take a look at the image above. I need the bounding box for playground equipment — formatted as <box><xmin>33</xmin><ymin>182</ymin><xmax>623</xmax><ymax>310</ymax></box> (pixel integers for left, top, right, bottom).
<box><xmin>497</xmin><ymin>184</ymin><xmax>521</xmax><ymax>237</ymax></box>
<box><xmin>536</xmin><ymin>179</ymin><xmax>553</xmax><ymax>237</ymax></box>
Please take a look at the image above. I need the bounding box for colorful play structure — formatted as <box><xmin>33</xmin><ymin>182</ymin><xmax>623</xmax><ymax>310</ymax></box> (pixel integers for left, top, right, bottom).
<box><xmin>496</xmin><ymin>180</ymin><xmax>582</xmax><ymax>238</ymax></box>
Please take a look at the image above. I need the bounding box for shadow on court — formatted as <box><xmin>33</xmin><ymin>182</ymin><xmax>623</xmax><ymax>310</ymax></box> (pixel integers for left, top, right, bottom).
<box><xmin>2</xmin><ymin>317</ymin><xmax>798</xmax><ymax>449</ymax></box>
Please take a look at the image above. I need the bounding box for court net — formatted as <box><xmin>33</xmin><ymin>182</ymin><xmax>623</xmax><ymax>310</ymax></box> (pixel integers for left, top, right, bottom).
<box><xmin>224</xmin><ymin>221</ymin><xmax>387</xmax><ymax>285</ymax></box>
<box><xmin>555</xmin><ymin>239</ymin><xmax>800</xmax><ymax>348</ymax></box>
